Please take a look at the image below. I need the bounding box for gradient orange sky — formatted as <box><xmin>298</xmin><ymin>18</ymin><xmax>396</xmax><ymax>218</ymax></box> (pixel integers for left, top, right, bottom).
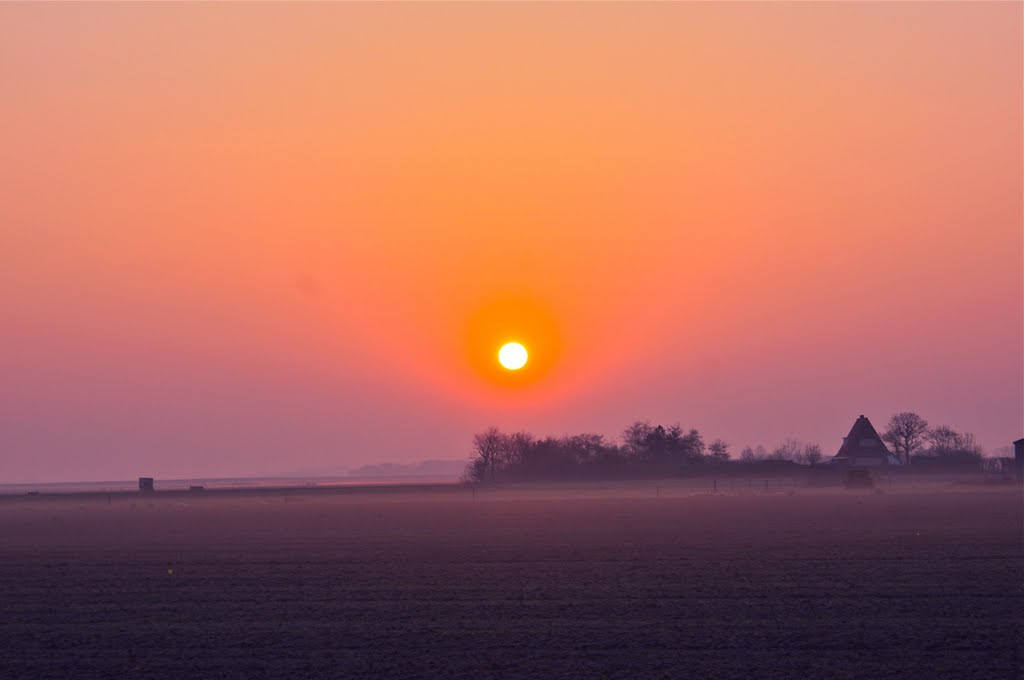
<box><xmin>2</xmin><ymin>3</ymin><xmax>1021</xmax><ymax>482</ymax></box>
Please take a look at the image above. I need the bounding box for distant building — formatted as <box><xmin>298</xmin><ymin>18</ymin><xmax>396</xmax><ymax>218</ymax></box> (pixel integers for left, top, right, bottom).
<box><xmin>138</xmin><ymin>477</ymin><xmax>154</xmax><ymax>492</ymax></box>
<box><xmin>1014</xmin><ymin>439</ymin><xmax>1024</xmax><ymax>482</ymax></box>
<box><xmin>830</xmin><ymin>415</ymin><xmax>900</xmax><ymax>467</ymax></box>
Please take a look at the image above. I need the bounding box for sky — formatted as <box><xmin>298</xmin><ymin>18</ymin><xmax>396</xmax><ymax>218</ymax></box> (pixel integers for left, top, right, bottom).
<box><xmin>1</xmin><ymin>3</ymin><xmax>1021</xmax><ymax>483</ymax></box>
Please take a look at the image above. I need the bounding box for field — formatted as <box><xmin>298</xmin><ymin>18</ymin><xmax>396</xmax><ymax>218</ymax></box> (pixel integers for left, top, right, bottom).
<box><xmin>1</xmin><ymin>482</ymin><xmax>1021</xmax><ymax>679</ymax></box>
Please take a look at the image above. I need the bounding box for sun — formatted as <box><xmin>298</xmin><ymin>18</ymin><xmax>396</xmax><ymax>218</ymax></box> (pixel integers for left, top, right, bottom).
<box><xmin>464</xmin><ymin>296</ymin><xmax>559</xmax><ymax>385</ymax></box>
<box><xmin>498</xmin><ymin>342</ymin><xmax>528</xmax><ymax>371</ymax></box>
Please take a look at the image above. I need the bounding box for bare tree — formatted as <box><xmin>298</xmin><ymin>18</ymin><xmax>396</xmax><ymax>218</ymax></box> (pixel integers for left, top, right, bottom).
<box><xmin>882</xmin><ymin>412</ymin><xmax>929</xmax><ymax>466</ymax></box>
<box><xmin>769</xmin><ymin>439</ymin><xmax>823</xmax><ymax>465</ymax></box>
<box><xmin>771</xmin><ymin>438</ymin><xmax>803</xmax><ymax>461</ymax></box>
<box><xmin>926</xmin><ymin>425</ymin><xmax>983</xmax><ymax>460</ymax></box>
<box><xmin>925</xmin><ymin>425</ymin><xmax>959</xmax><ymax>455</ymax></box>
<box><xmin>739</xmin><ymin>445</ymin><xmax>769</xmax><ymax>463</ymax></box>
<box><xmin>500</xmin><ymin>431</ymin><xmax>534</xmax><ymax>471</ymax></box>
<box><xmin>471</xmin><ymin>426</ymin><xmax>505</xmax><ymax>482</ymax></box>
<box><xmin>801</xmin><ymin>444</ymin><xmax>823</xmax><ymax>467</ymax></box>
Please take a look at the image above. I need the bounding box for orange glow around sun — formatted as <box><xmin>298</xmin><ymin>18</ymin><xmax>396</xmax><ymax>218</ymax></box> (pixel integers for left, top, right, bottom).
<box><xmin>464</xmin><ymin>295</ymin><xmax>561</xmax><ymax>388</ymax></box>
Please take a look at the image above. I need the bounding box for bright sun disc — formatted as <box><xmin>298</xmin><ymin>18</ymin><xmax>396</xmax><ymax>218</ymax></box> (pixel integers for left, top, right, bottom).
<box><xmin>498</xmin><ymin>342</ymin><xmax>528</xmax><ymax>370</ymax></box>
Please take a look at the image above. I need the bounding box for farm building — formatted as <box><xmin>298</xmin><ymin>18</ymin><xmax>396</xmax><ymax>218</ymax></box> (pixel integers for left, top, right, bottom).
<box><xmin>829</xmin><ymin>415</ymin><xmax>901</xmax><ymax>467</ymax></box>
<box><xmin>1015</xmin><ymin>438</ymin><xmax>1023</xmax><ymax>482</ymax></box>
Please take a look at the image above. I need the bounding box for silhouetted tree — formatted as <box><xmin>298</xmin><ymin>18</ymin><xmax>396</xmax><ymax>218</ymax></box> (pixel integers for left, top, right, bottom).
<box><xmin>626</xmin><ymin>424</ymin><xmax>705</xmax><ymax>463</ymax></box>
<box><xmin>465</xmin><ymin>457</ymin><xmax>488</xmax><ymax>483</ymax></box>
<box><xmin>520</xmin><ymin>436</ymin><xmax>578</xmax><ymax>477</ymax></box>
<box><xmin>739</xmin><ymin>445</ymin><xmax>769</xmax><ymax>463</ymax></box>
<box><xmin>678</xmin><ymin>427</ymin><xmax>706</xmax><ymax>463</ymax></box>
<box><xmin>708</xmin><ymin>439</ymin><xmax>730</xmax><ymax>463</ymax></box>
<box><xmin>561</xmin><ymin>433</ymin><xmax>610</xmax><ymax>465</ymax></box>
<box><xmin>800</xmin><ymin>444</ymin><xmax>823</xmax><ymax>467</ymax></box>
<box><xmin>765</xmin><ymin>439</ymin><xmax>823</xmax><ymax>465</ymax></box>
<box><xmin>925</xmin><ymin>425</ymin><xmax>959</xmax><ymax>455</ymax></box>
<box><xmin>470</xmin><ymin>426</ymin><xmax>505</xmax><ymax>482</ymax></box>
<box><xmin>882</xmin><ymin>412</ymin><xmax>929</xmax><ymax>466</ymax></box>
<box><xmin>622</xmin><ymin>421</ymin><xmax>654</xmax><ymax>460</ymax></box>
<box><xmin>643</xmin><ymin>425</ymin><xmax>672</xmax><ymax>462</ymax></box>
<box><xmin>591</xmin><ymin>442</ymin><xmax>627</xmax><ymax>466</ymax></box>
<box><xmin>771</xmin><ymin>438</ymin><xmax>803</xmax><ymax>461</ymax></box>
<box><xmin>498</xmin><ymin>431</ymin><xmax>534</xmax><ymax>473</ymax></box>
<box><xmin>924</xmin><ymin>425</ymin><xmax>983</xmax><ymax>463</ymax></box>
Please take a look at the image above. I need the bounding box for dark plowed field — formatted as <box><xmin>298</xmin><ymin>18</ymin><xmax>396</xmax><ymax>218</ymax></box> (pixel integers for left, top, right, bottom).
<box><xmin>1</xmin><ymin>484</ymin><xmax>1020</xmax><ymax>679</ymax></box>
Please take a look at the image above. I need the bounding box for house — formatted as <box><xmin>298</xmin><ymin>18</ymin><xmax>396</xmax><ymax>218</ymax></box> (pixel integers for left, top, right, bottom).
<box><xmin>830</xmin><ymin>415</ymin><xmax>900</xmax><ymax>467</ymax></box>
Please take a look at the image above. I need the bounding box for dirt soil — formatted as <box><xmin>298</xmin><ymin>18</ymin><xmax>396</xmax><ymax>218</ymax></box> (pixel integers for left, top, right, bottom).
<box><xmin>0</xmin><ymin>483</ymin><xmax>1020</xmax><ymax>679</ymax></box>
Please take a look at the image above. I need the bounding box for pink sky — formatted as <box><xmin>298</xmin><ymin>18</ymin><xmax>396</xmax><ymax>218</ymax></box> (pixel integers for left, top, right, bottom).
<box><xmin>1</xmin><ymin>3</ymin><xmax>1021</xmax><ymax>482</ymax></box>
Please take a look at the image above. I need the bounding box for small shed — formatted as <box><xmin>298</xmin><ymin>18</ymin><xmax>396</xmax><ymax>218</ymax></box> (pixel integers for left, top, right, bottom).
<box><xmin>138</xmin><ymin>477</ymin><xmax>155</xmax><ymax>493</ymax></box>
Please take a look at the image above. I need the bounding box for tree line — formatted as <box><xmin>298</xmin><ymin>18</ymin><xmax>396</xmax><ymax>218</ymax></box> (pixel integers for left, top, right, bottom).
<box><xmin>879</xmin><ymin>411</ymin><xmax>983</xmax><ymax>466</ymax></box>
<box><xmin>464</xmin><ymin>412</ymin><xmax>989</xmax><ymax>482</ymax></box>
<box><xmin>466</xmin><ymin>421</ymin><xmax>779</xmax><ymax>483</ymax></box>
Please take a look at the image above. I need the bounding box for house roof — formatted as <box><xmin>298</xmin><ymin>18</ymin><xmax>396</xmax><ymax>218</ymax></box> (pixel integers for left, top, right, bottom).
<box><xmin>833</xmin><ymin>415</ymin><xmax>891</xmax><ymax>459</ymax></box>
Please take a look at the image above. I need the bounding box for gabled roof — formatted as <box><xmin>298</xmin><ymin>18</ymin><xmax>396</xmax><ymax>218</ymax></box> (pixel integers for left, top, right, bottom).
<box><xmin>833</xmin><ymin>415</ymin><xmax>891</xmax><ymax>459</ymax></box>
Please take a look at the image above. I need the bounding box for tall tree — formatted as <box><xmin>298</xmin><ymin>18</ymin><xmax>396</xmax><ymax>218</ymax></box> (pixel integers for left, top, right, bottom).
<box><xmin>708</xmin><ymin>439</ymin><xmax>730</xmax><ymax>463</ymax></box>
<box><xmin>882</xmin><ymin>412</ymin><xmax>930</xmax><ymax>466</ymax></box>
<box><xmin>622</xmin><ymin>421</ymin><xmax>654</xmax><ymax>460</ymax></box>
<box><xmin>471</xmin><ymin>426</ymin><xmax>506</xmax><ymax>482</ymax></box>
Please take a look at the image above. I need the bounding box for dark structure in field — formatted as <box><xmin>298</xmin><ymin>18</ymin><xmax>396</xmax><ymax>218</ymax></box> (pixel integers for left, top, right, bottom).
<box><xmin>1014</xmin><ymin>438</ymin><xmax>1024</xmax><ymax>482</ymax></box>
<box><xmin>843</xmin><ymin>468</ymin><xmax>875</xmax><ymax>489</ymax></box>
<box><xmin>830</xmin><ymin>415</ymin><xmax>900</xmax><ymax>467</ymax></box>
<box><xmin>138</xmin><ymin>477</ymin><xmax>154</xmax><ymax>493</ymax></box>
